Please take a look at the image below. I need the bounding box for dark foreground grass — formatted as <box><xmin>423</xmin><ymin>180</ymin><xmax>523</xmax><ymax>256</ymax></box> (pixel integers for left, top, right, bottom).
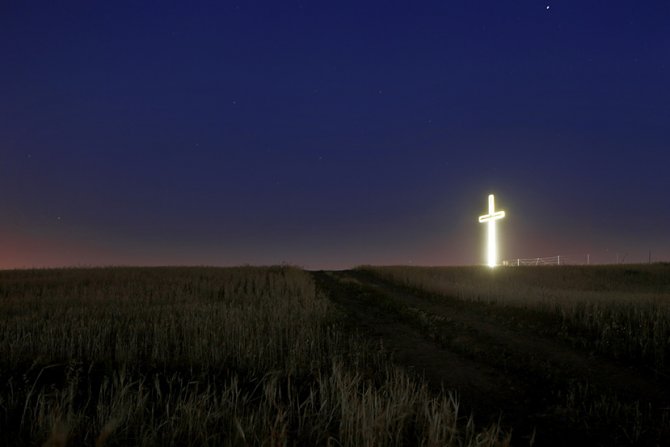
<box><xmin>0</xmin><ymin>267</ymin><xmax>506</xmax><ymax>446</ymax></box>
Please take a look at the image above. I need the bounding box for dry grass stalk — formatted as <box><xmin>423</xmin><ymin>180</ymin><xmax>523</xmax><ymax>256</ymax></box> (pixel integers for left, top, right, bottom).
<box><xmin>42</xmin><ymin>420</ymin><xmax>68</xmax><ymax>447</ymax></box>
<box><xmin>95</xmin><ymin>417</ymin><xmax>120</xmax><ymax>447</ymax></box>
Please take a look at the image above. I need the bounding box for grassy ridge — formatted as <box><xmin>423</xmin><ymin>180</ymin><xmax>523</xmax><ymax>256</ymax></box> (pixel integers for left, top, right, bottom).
<box><xmin>0</xmin><ymin>267</ymin><xmax>506</xmax><ymax>446</ymax></box>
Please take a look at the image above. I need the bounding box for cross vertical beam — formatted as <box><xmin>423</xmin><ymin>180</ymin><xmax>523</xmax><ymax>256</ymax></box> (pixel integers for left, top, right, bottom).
<box><xmin>478</xmin><ymin>194</ymin><xmax>506</xmax><ymax>268</ymax></box>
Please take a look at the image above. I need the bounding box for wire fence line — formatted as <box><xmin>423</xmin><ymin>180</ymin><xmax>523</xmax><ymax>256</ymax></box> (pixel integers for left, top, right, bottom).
<box><xmin>502</xmin><ymin>255</ymin><xmax>590</xmax><ymax>266</ymax></box>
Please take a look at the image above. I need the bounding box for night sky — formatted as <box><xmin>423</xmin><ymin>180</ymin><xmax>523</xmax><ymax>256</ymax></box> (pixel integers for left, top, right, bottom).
<box><xmin>1</xmin><ymin>1</ymin><xmax>669</xmax><ymax>269</ymax></box>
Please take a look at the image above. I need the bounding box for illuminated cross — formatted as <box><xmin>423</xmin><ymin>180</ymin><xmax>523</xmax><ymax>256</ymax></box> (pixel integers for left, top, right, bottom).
<box><xmin>478</xmin><ymin>194</ymin><xmax>506</xmax><ymax>268</ymax></box>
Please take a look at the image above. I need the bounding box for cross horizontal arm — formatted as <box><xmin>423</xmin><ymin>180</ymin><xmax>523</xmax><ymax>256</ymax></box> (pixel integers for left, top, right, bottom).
<box><xmin>478</xmin><ymin>210</ymin><xmax>505</xmax><ymax>223</ymax></box>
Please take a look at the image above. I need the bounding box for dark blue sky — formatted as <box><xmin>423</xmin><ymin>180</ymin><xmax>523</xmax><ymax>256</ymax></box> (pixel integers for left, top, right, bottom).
<box><xmin>1</xmin><ymin>1</ymin><xmax>669</xmax><ymax>269</ymax></box>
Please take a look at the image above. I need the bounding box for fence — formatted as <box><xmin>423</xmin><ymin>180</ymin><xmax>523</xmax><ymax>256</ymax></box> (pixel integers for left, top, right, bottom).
<box><xmin>502</xmin><ymin>255</ymin><xmax>589</xmax><ymax>266</ymax></box>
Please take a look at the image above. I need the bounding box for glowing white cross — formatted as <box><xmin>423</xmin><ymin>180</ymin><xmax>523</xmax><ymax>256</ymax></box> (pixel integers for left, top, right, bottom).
<box><xmin>478</xmin><ymin>194</ymin><xmax>506</xmax><ymax>268</ymax></box>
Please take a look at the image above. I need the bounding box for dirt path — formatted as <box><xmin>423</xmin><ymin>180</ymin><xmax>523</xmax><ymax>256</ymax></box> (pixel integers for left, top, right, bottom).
<box><xmin>313</xmin><ymin>270</ymin><xmax>670</xmax><ymax>446</ymax></box>
<box><xmin>348</xmin><ymin>269</ymin><xmax>670</xmax><ymax>404</ymax></box>
<box><xmin>313</xmin><ymin>271</ymin><xmax>521</xmax><ymax>416</ymax></box>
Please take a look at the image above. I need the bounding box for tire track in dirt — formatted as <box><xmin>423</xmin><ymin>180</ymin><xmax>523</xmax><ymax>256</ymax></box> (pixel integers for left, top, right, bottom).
<box><xmin>315</xmin><ymin>270</ymin><xmax>670</xmax><ymax>446</ymax></box>
<box><xmin>349</xmin><ymin>269</ymin><xmax>670</xmax><ymax>407</ymax></box>
<box><xmin>313</xmin><ymin>271</ymin><xmax>538</xmax><ymax>443</ymax></box>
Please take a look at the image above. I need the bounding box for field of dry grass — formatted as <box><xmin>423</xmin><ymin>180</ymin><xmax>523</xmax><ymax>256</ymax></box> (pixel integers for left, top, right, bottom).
<box><xmin>5</xmin><ymin>264</ymin><xmax>666</xmax><ymax>445</ymax></box>
<box><xmin>0</xmin><ymin>266</ymin><xmax>505</xmax><ymax>446</ymax></box>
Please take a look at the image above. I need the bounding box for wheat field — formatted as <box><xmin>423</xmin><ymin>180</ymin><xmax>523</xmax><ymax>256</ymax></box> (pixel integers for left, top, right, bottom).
<box><xmin>0</xmin><ymin>266</ymin><xmax>506</xmax><ymax>446</ymax></box>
